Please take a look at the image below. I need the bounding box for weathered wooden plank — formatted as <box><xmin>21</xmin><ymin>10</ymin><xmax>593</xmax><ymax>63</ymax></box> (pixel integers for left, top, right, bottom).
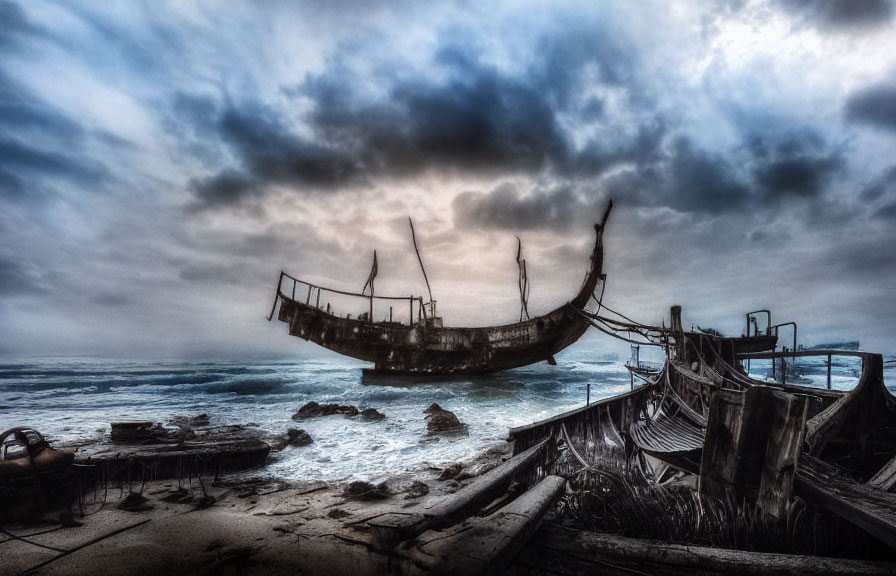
<box><xmin>699</xmin><ymin>388</ymin><xmax>745</xmax><ymax>501</ymax></box>
<box><xmin>867</xmin><ymin>454</ymin><xmax>896</xmax><ymax>492</ymax></box>
<box><xmin>368</xmin><ymin>438</ymin><xmax>549</xmax><ymax>549</ymax></box>
<box><xmin>757</xmin><ymin>391</ymin><xmax>808</xmax><ymax>518</ymax></box>
<box><xmin>796</xmin><ymin>455</ymin><xmax>896</xmax><ymax>550</ymax></box>
<box><xmin>515</xmin><ymin>524</ymin><xmax>896</xmax><ymax>575</ymax></box>
<box><xmin>413</xmin><ymin>475</ymin><xmax>566</xmax><ymax>576</ymax></box>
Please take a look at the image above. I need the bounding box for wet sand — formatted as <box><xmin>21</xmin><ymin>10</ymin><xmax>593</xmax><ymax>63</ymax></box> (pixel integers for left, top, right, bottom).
<box><xmin>2</xmin><ymin>442</ymin><xmax>513</xmax><ymax>576</ymax></box>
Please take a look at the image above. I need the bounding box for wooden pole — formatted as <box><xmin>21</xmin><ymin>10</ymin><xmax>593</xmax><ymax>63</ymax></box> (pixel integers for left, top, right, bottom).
<box><xmin>408</xmin><ymin>217</ymin><xmax>434</xmax><ymax>306</ymax></box>
<box><xmin>827</xmin><ymin>354</ymin><xmax>832</xmax><ymax>389</ymax></box>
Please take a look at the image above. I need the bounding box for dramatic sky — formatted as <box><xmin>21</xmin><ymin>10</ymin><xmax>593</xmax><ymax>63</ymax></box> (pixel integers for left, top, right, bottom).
<box><xmin>2</xmin><ymin>0</ymin><xmax>896</xmax><ymax>359</ymax></box>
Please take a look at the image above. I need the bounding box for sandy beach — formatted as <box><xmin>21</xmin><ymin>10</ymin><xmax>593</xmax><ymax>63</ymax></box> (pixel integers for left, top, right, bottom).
<box><xmin>2</xmin><ymin>440</ymin><xmax>513</xmax><ymax>576</ymax></box>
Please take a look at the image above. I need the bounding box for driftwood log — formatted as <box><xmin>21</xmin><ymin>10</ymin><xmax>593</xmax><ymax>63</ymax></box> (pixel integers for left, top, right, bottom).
<box><xmin>368</xmin><ymin>438</ymin><xmax>550</xmax><ymax>549</ymax></box>
<box><xmin>412</xmin><ymin>475</ymin><xmax>566</xmax><ymax>575</ymax></box>
<box><xmin>514</xmin><ymin>524</ymin><xmax>896</xmax><ymax>576</ymax></box>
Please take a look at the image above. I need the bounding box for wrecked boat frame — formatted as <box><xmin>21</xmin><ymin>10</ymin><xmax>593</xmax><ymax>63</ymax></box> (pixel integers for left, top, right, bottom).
<box><xmin>506</xmin><ymin>306</ymin><xmax>896</xmax><ymax>555</ymax></box>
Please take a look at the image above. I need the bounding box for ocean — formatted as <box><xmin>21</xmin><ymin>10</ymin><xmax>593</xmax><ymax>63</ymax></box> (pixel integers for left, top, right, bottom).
<box><xmin>1</xmin><ymin>347</ymin><xmax>894</xmax><ymax>484</ymax></box>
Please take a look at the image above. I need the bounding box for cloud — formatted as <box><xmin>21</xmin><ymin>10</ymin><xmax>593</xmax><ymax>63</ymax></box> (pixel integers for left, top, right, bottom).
<box><xmin>188</xmin><ymin>169</ymin><xmax>260</xmax><ymax>209</ymax></box>
<box><xmin>755</xmin><ymin>155</ymin><xmax>841</xmax><ymax>198</ymax></box>
<box><xmin>184</xmin><ymin>20</ymin><xmax>654</xmax><ymax>210</ymax></box>
<box><xmin>775</xmin><ymin>0</ymin><xmax>894</xmax><ymax>29</ymax></box>
<box><xmin>0</xmin><ymin>255</ymin><xmax>49</xmax><ymax>297</ymax></box>
<box><xmin>844</xmin><ymin>81</ymin><xmax>896</xmax><ymax>133</ymax></box>
<box><xmin>0</xmin><ymin>1</ymin><xmax>34</xmax><ymax>48</ymax></box>
<box><xmin>453</xmin><ymin>182</ymin><xmax>596</xmax><ymax>230</ymax></box>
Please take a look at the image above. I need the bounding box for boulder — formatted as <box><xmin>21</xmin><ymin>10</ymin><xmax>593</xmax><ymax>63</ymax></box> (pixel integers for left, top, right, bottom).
<box><xmin>292</xmin><ymin>402</ymin><xmax>361</xmax><ymax>419</ymax></box>
<box><xmin>360</xmin><ymin>408</ymin><xmax>386</xmax><ymax>421</ymax></box>
<box><xmin>424</xmin><ymin>403</ymin><xmax>467</xmax><ymax>435</ymax></box>
<box><xmin>292</xmin><ymin>401</ymin><xmax>322</xmax><ymax>420</ymax></box>
<box><xmin>286</xmin><ymin>428</ymin><xmax>313</xmax><ymax>447</ymax></box>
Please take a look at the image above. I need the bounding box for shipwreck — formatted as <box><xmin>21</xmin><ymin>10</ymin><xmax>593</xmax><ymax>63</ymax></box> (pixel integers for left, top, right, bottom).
<box><xmin>268</xmin><ymin>202</ymin><xmax>614</xmax><ymax>375</ymax></box>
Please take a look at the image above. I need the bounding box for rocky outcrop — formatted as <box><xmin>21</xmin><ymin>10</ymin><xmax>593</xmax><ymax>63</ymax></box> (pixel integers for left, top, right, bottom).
<box><xmin>360</xmin><ymin>408</ymin><xmax>386</xmax><ymax>421</ymax></box>
<box><xmin>271</xmin><ymin>428</ymin><xmax>313</xmax><ymax>450</ymax></box>
<box><xmin>292</xmin><ymin>401</ymin><xmax>385</xmax><ymax>421</ymax></box>
<box><xmin>424</xmin><ymin>403</ymin><xmax>468</xmax><ymax>435</ymax></box>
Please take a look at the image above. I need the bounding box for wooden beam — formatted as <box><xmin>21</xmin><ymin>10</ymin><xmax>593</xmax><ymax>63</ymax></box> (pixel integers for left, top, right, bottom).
<box><xmin>757</xmin><ymin>391</ymin><xmax>808</xmax><ymax>519</ymax></box>
<box><xmin>699</xmin><ymin>388</ymin><xmax>746</xmax><ymax>501</ymax></box>
<box><xmin>867</xmin><ymin>454</ymin><xmax>896</xmax><ymax>492</ymax></box>
<box><xmin>796</xmin><ymin>454</ymin><xmax>896</xmax><ymax>550</ymax></box>
<box><xmin>413</xmin><ymin>475</ymin><xmax>566</xmax><ymax>575</ymax></box>
<box><xmin>515</xmin><ymin>524</ymin><xmax>896</xmax><ymax>576</ymax></box>
<box><xmin>368</xmin><ymin>438</ymin><xmax>550</xmax><ymax>549</ymax></box>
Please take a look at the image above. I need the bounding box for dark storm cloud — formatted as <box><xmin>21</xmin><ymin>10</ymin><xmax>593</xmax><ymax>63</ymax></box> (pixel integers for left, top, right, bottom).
<box><xmin>186</xmin><ymin>25</ymin><xmax>655</xmax><ymax>209</ymax></box>
<box><xmin>453</xmin><ymin>182</ymin><xmax>591</xmax><ymax>230</ymax></box>
<box><xmin>844</xmin><ymin>81</ymin><xmax>896</xmax><ymax>133</ymax></box>
<box><xmin>755</xmin><ymin>155</ymin><xmax>841</xmax><ymax>198</ymax></box>
<box><xmin>775</xmin><ymin>0</ymin><xmax>893</xmax><ymax>29</ymax></box>
<box><xmin>188</xmin><ymin>169</ymin><xmax>260</xmax><ymax>208</ymax></box>
<box><xmin>663</xmin><ymin>138</ymin><xmax>751</xmax><ymax>213</ymax></box>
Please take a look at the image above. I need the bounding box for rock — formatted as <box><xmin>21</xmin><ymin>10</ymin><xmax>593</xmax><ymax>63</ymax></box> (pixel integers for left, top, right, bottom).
<box><xmin>424</xmin><ymin>403</ymin><xmax>467</xmax><ymax>435</ymax></box>
<box><xmin>404</xmin><ymin>480</ymin><xmax>430</xmax><ymax>499</ymax></box>
<box><xmin>117</xmin><ymin>492</ymin><xmax>153</xmax><ymax>512</ymax></box>
<box><xmin>360</xmin><ymin>408</ymin><xmax>386</xmax><ymax>421</ymax></box>
<box><xmin>342</xmin><ymin>480</ymin><xmax>391</xmax><ymax>500</ymax></box>
<box><xmin>292</xmin><ymin>401</ymin><xmax>322</xmax><ymax>420</ymax></box>
<box><xmin>292</xmin><ymin>402</ymin><xmax>361</xmax><ymax>419</ymax></box>
<box><xmin>320</xmin><ymin>404</ymin><xmax>341</xmax><ymax>416</ymax></box>
<box><xmin>338</xmin><ymin>405</ymin><xmax>359</xmax><ymax>417</ymax></box>
<box><xmin>438</xmin><ymin>463</ymin><xmax>463</xmax><ymax>480</ymax></box>
<box><xmin>286</xmin><ymin>428</ymin><xmax>313</xmax><ymax>447</ymax></box>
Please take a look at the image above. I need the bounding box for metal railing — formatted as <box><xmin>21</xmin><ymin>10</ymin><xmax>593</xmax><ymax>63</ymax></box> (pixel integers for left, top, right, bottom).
<box><xmin>738</xmin><ymin>349</ymin><xmax>872</xmax><ymax>390</ymax></box>
<box><xmin>268</xmin><ymin>271</ymin><xmax>435</xmax><ymax>326</ymax></box>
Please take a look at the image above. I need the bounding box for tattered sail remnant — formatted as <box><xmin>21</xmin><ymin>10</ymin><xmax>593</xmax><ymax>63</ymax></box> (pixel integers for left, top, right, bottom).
<box><xmin>267</xmin><ymin>201</ymin><xmax>613</xmax><ymax>374</ymax></box>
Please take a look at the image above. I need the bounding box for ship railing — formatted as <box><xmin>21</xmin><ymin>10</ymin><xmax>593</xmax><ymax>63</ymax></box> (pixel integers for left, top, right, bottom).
<box><xmin>737</xmin><ymin>349</ymin><xmax>875</xmax><ymax>390</ymax></box>
<box><xmin>268</xmin><ymin>270</ymin><xmax>433</xmax><ymax>326</ymax></box>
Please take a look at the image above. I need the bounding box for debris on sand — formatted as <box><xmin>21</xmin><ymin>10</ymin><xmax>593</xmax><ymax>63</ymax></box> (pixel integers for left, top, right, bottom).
<box><xmin>341</xmin><ymin>481</ymin><xmax>391</xmax><ymax>500</ymax></box>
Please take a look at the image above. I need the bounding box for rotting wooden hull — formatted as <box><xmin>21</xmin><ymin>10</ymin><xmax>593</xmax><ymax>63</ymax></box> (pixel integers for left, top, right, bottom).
<box><xmin>271</xmin><ymin>202</ymin><xmax>613</xmax><ymax>374</ymax></box>
<box><xmin>277</xmin><ymin>298</ymin><xmax>592</xmax><ymax>374</ymax></box>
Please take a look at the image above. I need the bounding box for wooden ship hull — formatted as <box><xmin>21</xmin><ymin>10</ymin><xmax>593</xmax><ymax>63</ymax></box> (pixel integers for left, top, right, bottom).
<box><xmin>269</xmin><ymin>203</ymin><xmax>613</xmax><ymax>375</ymax></box>
<box><xmin>505</xmin><ymin>313</ymin><xmax>896</xmax><ymax>565</ymax></box>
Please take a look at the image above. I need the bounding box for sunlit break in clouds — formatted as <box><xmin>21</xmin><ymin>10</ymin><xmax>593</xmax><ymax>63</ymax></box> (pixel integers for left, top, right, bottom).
<box><xmin>1</xmin><ymin>0</ymin><xmax>896</xmax><ymax>358</ymax></box>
